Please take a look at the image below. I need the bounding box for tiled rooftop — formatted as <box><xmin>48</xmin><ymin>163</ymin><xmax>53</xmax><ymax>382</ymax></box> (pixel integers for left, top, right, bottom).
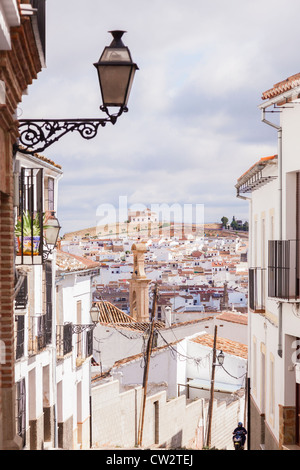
<box><xmin>215</xmin><ymin>311</ymin><xmax>248</xmax><ymax>325</ymax></box>
<box><xmin>262</xmin><ymin>73</ymin><xmax>300</xmax><ymax>100</ymax></box>
<box><xmin>18</xmin><ymin>145</ymin><xmax>62</xmax><ymax>169</ymax></box>
<box><xmin>237</xmin><ymin>155</ymin><xmax>277</xmax><ymax>185</ymax></box>
<box><xmin>56</xmin><ymin>250</ymin><xmax>99</xmax><ymax>272</ymax></box>
<box><xmin>191</xmin><ymin>333</ymin><xmax>248</xmax><ymax>359</ymax></box>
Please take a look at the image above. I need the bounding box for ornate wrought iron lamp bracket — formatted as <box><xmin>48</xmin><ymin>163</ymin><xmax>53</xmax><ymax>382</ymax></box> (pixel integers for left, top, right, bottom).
<box><xmin>16</xmin><ymin>106</ymin><xmax>128</xmax><ymax>154</ymax></box>
<box><xmin>72</xmin><ymin>323</ymin><xmax>96</xmax><ymax>334</ymax></box>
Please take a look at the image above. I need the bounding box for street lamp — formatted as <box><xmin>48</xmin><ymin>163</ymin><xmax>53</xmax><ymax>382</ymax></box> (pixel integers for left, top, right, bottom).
<box><xmin>94</xmin><ymin>30</ymin><xmax>139</xmax><ymax>111</ymax></box>
<box><xmin>72</xmin><ymin>305</ymin><xmax>99</xmax><ymax>334</ymax></box>
<box><xmin>215</xmin><ymin>350</ymin><xmax>225</xmax><ymax>367</ymax></box>
<box><xmin>43</xmin><ymin>211</ymin><xmax>61</xmax><ymax>259</ymax></box>
<box><xmin>16</xmin><ymin>31</ymin><xmax>138</xmax><ymax>154</ymax></box>
<box><xmin>44</xmin><ymin>211</ymin><xmax>61</xmax><ymax>246</ymax></box>
<box><xmin>90</xmin><ymin>304</ymin><xmax>99</xmax><ymax>325</ymax></box>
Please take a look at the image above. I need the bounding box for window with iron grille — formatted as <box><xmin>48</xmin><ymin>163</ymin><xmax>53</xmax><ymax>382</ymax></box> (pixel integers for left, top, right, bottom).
<box><xmin>15</xmin><ymin>316</ymin><xmax>25</xmax><ymax>360</ymax></box>
<box><xmin>16</xmin><ymin>378</ymin><xmax>26</xmax><ymax>448</ymax></box>
<box><xmin>268</xmin><ymin>240</ymin><xmax>290</xmax><ymax>299</ymax></box>
<box><xmin>249</xmin><ymin>267</ymin><xmax>266</xmax><ymax>312</ymax></box>
<box><xmin>86</xmin><ymin>329</ymin><xmax>93</xmax><ymax>357</ymax></box>
<box><xmin>56</xmin><ymin>323</ymin><xmax>73</xmax><ymax>358</ymax></box>
<box><xmin>63</xmin><ymin>323</ymin><xmax>72</xmax><ymax>355</ymax></box>
<box><xmin>47</xmin><ymin>177</ymin><xmax>54</xmax><ymax>211</ymax></box>
<box><xmin>45</xmin><ymin>261</ymin><xmax>52</xmax><ymax>344</ymax></box>
<box><xmin>15</xmin><ymin>276</ymin><xmax>28</xmax><ymax>310</ymax></box>
<box><xmin>37</xmin><ymin>315</ymin><xmax>46</xmax><ymax>351</ymax></box>
<box><xmin>15</xmin><ymin>168</ymin><xmax>44</xmax><ymax>265</ymax></box>
<box><xmin>268</xmin><ymin>240</ymin><xmax>299</xmax><ymax>300</ymax></box>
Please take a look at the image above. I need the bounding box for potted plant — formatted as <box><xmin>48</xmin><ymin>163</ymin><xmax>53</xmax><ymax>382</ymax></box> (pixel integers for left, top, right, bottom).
<box><xmin>15</xmin><ymin>211</ymin><xmax>42</xmax><ymax>255</ymax></box>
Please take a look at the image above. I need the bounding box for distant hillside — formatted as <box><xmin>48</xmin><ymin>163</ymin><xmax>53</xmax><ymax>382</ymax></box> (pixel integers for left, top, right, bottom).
<box><xmin>62</xmin><ymin>222</ymin><xmax>248</xmax><ymax>241</ymax></box>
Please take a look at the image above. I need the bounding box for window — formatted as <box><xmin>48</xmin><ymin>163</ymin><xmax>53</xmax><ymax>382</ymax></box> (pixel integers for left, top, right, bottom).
<box><xmin>47</xmin><ymin>177</ymin><xmax>54</xmax><ymax>211</ymax></box>
<box><xmin>16</xmin><ymin>378</ymin><xmax>26</xmax><ymax>448</ymax></box>
<box><xmin>15</xmin><ymin>316</ymin><xmax>25</xmax><ymax>360</ymax></box>
<box><xmin>76</xmin><ymin>301</ymin><xmax>82</xmax><ymax>358</ymax></box>
<box><xmin>268</xmin><ymin>240</ymin><xmax>298</xmax><ymax>299</ymax></box>
<box><xmin>15</xmin><ymin>276</ymin><xmax>28</xmax><ymax>310</ymax></box>
<box><xmin>45</xmin><ymin>261</ymin><xmax>53</xmax><ymax>344</ymax></box>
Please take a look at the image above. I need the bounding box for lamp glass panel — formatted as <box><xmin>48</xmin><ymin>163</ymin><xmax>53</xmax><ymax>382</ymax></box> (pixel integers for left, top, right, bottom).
<box><xmin>98</xmin><ymin>65</ymin><xmax>133</xmax><ymax>106</ymax></box>
<box><xmin>45</xmin><ymin>225</ymin><xmax>59</xmax><ymax>245</ymax></box>
<box><xmin>90</xmin><ymin>307</ymin><xmax>99</xmax><ymax>323</ymax></box>
<box><xmin>101</xmin><ymin>48</ymin><xmax>131</xmax><ymax>62</ymax></box>
<box><xmin>44</xmin><ymin>218</ymin><xmax>60</xmax><ymax>246</ymax></box>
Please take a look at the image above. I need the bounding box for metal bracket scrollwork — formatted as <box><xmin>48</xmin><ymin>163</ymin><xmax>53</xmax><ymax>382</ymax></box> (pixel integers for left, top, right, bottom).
<box><xmin>72</xmin><ymin>324</ymin><xmax>96</xmax><ymax>334</ymax></box>
<box><xmin>17</xmin><ymin>119</ymin><xmax>107</xmax><ymax>154</ymax></box>
<box><xmin>16</xmin><ymin>106</ymin><xmax>128</xmax><ymax>154</ymax></box>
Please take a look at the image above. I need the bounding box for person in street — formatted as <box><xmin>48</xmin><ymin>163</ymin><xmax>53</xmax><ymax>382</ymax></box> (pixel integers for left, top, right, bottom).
<box><xmin>233</xmin><ymin>422</ymin><xmax>247</xmax><ymax>447</ymax></box>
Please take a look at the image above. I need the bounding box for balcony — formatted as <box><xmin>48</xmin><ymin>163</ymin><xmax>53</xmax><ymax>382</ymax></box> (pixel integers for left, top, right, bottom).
<box><xmin>75</xmin><ymin>328</ymin><xmax>93</xmax><ymax>367</ymax></box>
<box><xmin>56</xmin><ymin>323</ymin><xmax>73</xmax><ymax>358</ymax></box>
<box><xmin>249</xmin><ymin>268</ymin><xmax>266</xmax><ymax>312</ymax></box>
<box><xmin>15</xmin><ymin>168</ymin><xmax>44</xmax><ymax>265</ymax></box>
<box><xmin>268</xmin><ymin>240</ymin><xmax>300</xmax><ymax>300</ymax></box>
<box><xmin>28</xmin><ymin>314</ymin><xmax>48</xmax><ymax>355</ymax></box>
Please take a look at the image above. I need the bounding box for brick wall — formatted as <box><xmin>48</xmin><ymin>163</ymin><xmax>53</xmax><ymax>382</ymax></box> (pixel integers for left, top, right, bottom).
<box><xmin>91</xmin><ymin>380</ymin><xmax>242</xmax><ymax>450</ymax></box>
<box><xmin>0</xmin><ymin>149</ymin><xmax>15</xmax><ymax>450</ymax></box>
<box><xmin>0</xmin><ymin>2</ymin><xmax>44</xmax><ymax>449</ymax></box>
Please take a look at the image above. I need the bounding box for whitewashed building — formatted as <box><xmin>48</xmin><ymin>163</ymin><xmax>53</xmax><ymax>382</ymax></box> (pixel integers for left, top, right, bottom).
<box><xmin>236</xmin><ymin>72</ymin><xmax>300</xmax><ymax>450</ymax></box>
<box><xmin>13</xmin><ymin>150</ymin><xmax>62</xmax><ymax>449</ymax></box>
<box><xmin>55</xmin><ymin>250</ymin><xmax>100</xmax><ymax>449</ymax></box>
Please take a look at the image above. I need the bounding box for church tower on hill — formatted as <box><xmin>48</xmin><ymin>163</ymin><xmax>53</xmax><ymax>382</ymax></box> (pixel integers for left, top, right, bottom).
<box><xmin>129</xmin><ymin>242</ymin><xmax>151</xmax><ymax>322</ymax></box>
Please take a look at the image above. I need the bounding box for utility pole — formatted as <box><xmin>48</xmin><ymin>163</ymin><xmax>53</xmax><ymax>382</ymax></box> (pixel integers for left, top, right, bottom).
<box><xmin>206</xmin><ymin>325</ymin><xmax>218</xmax><ymax>448</ymax></box>
<box><xmin>138</xmin><ymin>283</ymin><xmax>158</xmax><ymax>447</ymax></box>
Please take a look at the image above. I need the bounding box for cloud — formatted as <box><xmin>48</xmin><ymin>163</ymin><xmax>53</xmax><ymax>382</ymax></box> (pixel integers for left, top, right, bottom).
<box><xmin>19</xmin><ymin>0</ymin><xmax>300</xmax><ymax>234</ymax></box>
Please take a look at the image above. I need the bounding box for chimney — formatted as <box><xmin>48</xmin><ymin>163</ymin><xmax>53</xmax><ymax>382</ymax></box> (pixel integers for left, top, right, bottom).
<box><xmin>164</xmin><ymin>306</ymin><xmax>172</xmax><ymax>327</ymax></box>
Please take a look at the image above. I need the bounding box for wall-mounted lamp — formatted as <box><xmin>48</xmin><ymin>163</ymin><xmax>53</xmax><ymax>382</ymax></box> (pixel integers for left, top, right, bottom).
<box><xmin>43</xmin><ymin>211</ymin><xmax>61</xmax><ymax>260</ymax></box>
<box><xmin>16</xmin><ymin>31</ymin><xmax>138</xmax><ymax>154</ymax></box>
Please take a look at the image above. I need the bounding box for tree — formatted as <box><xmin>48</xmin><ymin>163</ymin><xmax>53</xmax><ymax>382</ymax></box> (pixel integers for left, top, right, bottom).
<box><xmin>221</xmin><ymin>216</ymin><xmax>228</xmax><ymax>228</ymax></box>
<box><xmin>230</xmin><ymin>216</ymin><xmax>238</xmax><ymax>230</ymax></box>
<box><xmin>243</xmin><ymin>221</ymin><xmax>249</xmax><ymax>231</ymax></box>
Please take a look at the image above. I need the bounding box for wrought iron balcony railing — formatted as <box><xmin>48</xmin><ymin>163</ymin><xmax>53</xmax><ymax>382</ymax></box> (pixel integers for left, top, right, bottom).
<box><xmin>75</xmin><ymin>329</ymin><xmax>94</xmax><ymax>366</ymax></box>
<box><xmin>56</xmin><ymin>323</ymin><xmax>73</xmax><ymax>358</ymax></box>
<box><xmin>15</xmin><ymin>168</ymin><xmax>44</xmax><ymax>265</ymax></box>
<box><xmin>28</xmin><ymin>314</ymin><xmax>47</xmax><ymax>355</ymax></box>
<box><xmin>268</xmin><ymin>240</ymin><xmax>300</xmax><ymax>300</ymax></box>
<box><xmin>249</xmin><ymin>267</ymin><xmax>266</xmax><ymax>312</ymax></box>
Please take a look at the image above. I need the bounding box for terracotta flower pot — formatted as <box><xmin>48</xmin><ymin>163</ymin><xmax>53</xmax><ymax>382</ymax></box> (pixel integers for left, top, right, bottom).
<box><xmin>17</xmin><ymin>236</ymin><xmax>40</xmax><ymax>255</ymax></box>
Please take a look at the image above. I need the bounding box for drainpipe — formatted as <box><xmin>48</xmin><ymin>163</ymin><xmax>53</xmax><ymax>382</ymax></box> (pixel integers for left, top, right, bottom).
<box><xmin>261</xmin><ymin>108</ymin><xmax>283</xmax><ymax>358</ymax></box>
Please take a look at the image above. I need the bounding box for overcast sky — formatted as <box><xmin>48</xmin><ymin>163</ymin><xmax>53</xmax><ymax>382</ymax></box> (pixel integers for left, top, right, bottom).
<box><xmin>19</xmin><ymin>0</ymin><xmax>300</xmax><ymax>235</ymax></box>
